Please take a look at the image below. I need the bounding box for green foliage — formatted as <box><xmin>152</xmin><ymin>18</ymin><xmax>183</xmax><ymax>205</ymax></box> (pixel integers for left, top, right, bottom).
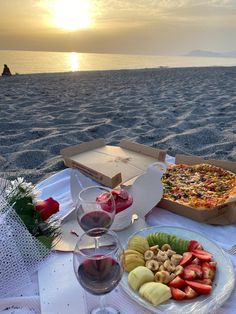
<box><xmin>2</xmin><ymin>179</ymin><xmax>61</xmax><ymax>250</ymax></box>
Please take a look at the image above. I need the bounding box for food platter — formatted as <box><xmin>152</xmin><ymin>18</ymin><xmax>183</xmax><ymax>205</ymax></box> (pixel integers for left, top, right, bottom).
<box><xmin>120</xmin><ymin>226</ymin><xmax>235</xmax><ymax>314</ymax></box>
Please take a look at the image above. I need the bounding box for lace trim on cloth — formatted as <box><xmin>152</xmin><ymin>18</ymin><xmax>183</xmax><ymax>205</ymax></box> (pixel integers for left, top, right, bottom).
<box><xmin>0</xmin><ymin>195</ymin><xmax>49</xmax><ymax>313</ymax></box>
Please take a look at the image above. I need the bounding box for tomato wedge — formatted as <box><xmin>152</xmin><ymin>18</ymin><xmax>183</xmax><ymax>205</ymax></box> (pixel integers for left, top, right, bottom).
<box><xmin>169</xmin><ymin>276</ymin><xmax>186</xmax><ymax>288</ymax></box>
<box><xmin>201</xmin><ymin>262</ymin><xmax>215</xmax><ymax>280</ymax></box>
<box><xmin>170</xmin><ymin>287</ymin><xmax>186</xmax><ymax>300</ymax></box>
<box><xmin>184</xmin><ymin>264</ymin><xmax>203</xmax><ymax>278</ymax></box>
<box><xmin>191</xmin><ymin>249</ymin><xmax>212</xmax><ymax>261</ymax></box>
<box><xmin>188</xmin><ymin>240</ymin><xmax>203</xmax><ymax>251</ymax></box>
<box><xmin>179</xmin><ymin>252</ymin><xmax>193</xmax><ymax>267</ymax></box>
<box><xmin>184</xmin><ymin>285</ymin><xmax>198</xmax><ymax>299</ymax></box>
<box><xmin>185</xmin><ymin>280</ymin><xmax>212</xmax><ymax>295</ymax></box>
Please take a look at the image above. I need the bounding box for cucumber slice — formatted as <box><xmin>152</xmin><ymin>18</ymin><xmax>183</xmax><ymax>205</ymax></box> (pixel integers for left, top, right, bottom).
<box><xmin>146</xmin><ymin>231</ymin><xmax>189</xmax><ymax>254</ymax></box>
<box><xmin>147</xmin><ymin>234</ymin><xmax>155</xmax><ymax>246</ymax></box>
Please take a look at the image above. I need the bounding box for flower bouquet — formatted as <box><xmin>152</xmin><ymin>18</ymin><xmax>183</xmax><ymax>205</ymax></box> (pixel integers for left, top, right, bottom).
<box><xmin>1</xmin><ymin>177</ymin><xmax>61</xmax><ymax>249</ymax></box>
<box><xmin>0</xmin><ymin>177</ymin><xmax>61</xmax><ymax>298</ymax></box>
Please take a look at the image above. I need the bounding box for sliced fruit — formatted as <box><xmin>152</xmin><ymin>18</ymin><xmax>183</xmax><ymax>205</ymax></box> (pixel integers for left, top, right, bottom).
<box><xmin>195</xmin><ymin>278</ymin><xmax>212</xmax><ymax>285</ymax></box>
<box><xmin>139</xmin><ymin>282</ymin><xmax>171</xmax><ymax>306</ymax></box>
<box><xmin>191</xmin><ymin>257</ymin><xmax>200</xmax><ymax>265</ymax></box>
<box><xmin>184</xmin><ymin>285</ymin><xmax>198</xmax><ymax>299</ymax></box>
<box><xmin>147</xmin><ymin>232</ymin><xmax>188</xmax><ymax>254</ymax></box>
<box><xmin>185</xmin><ymin>280</ymin><xmax>212</xmax><ymax>295</ymax></box>
<box><xmin>191</xmin><ymin>249</ymin><xmax>212</xmax><ymax>261</ymax></box>
<box><xmin>111</xmin><ymin>189</ymin><xmax>133</xmax><ymax>213</ymax></box>
<box><xmin>170</xmin><ymin>287</ymin><xmax>186</xmax><ymax>300</ymax></box>
<box><xmin>179</xmin><ymin>252</ymin><xmax>193</xmax><ymax>267</ymax></box>
<box><xmin>184</xmin><ymin>264</ymin><xmax>203</xmax><ymax>278</ymax></box>
<box><xmin>147</xmin><ymin>233</ymin><xmax>156</xmax><ymax>247</ymax></box>
<box><xmin>182</xmin><ymin>268</ymin><xmax>197</xmax><ymax>281</ymax></box>
<box><xmin>125</xmin><ymin>249</ymin><xmax>144</xmax><ymax>259</ymax></box>
<box><xmin>209</xmin><ymin>261</ymin><xmax>217</xmax><ymax>270</ymax></box>
<box><xmin>201</xmin><ymin>262</ymin><xmax>215</xmax><ymax>280</ymax></box>
<box><xmin>124</xmin><ymin>254</ymin><xmax>145</xmax><ymax>272</ymax></box>
<box><xmin>128</xmin><ymin>235</ymin><xmax>149</xmax><ymax>254</ymax></box>
<box><xmin>168</xmin><ymin>275</ymin><xmax>186</xmax><ymax>288</ymax></box>
<box><xmin>188</xmin><ymin>240</ymin><xmax>202</xmax><ymax>251</ymax></box>
<box><xmin>128</xmin><ymin>266</ymin><xmax>154</xmax><ymax>291</ymax></box>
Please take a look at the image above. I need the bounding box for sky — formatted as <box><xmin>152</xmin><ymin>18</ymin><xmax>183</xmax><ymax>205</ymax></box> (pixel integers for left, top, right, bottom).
<box><xmin>0</xmin><ymin>0</ymin><xmax>236</xmax><ymax>56</ymax></box>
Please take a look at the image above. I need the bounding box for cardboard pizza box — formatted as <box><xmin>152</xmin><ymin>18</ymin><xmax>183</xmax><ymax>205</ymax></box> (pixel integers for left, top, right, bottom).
<box><xmin>158</xmin><ymin>154</ymin><xmax>236</xmax><ymax>225</ymax></box>
<box><xmin>60</xmin><ymin>139</ymin><xmax>166</xmax><ymax>188</ymax></box>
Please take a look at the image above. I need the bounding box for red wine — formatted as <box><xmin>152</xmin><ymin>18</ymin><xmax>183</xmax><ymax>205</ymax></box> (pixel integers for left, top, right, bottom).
<box><xmin>79</xmin><ymin>211</ymin><xmax>112</xmax><ymax>234</ymax></box>
<box><xmin>77</xmin><ymin>256</ymin><xmax>122</xmax><ymax>295</ymax></box>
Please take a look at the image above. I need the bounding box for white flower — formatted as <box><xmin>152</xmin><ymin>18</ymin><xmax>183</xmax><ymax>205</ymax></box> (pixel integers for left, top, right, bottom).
<box><xmin>5</xmin><ymin>177</ymin><xmax>39</xmax><ymax>202</ymax></box>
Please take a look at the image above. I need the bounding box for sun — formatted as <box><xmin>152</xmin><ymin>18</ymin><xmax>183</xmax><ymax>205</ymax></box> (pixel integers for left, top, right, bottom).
<box><xmin>51</xmin><ymin>0</ymin><xmax>91</xmax><ymax>30</ymax></box>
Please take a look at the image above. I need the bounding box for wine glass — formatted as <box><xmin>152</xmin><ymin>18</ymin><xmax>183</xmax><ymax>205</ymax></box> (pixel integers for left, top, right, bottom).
<box><xmin>76</xmin><ymin>186</ymin><xmax>116</xmax><ymax>236</ymax></box>
<box><xmin>73</xmin><ymin>228</ymin><xmax>124</xmax><ymax>314</ymax></box>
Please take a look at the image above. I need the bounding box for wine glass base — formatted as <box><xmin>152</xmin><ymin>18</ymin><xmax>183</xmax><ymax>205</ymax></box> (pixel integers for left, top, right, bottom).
<box><xmin>90</xmin><ymin>305</ymin><xmax>120</xmax><ymax>314</ymax></box>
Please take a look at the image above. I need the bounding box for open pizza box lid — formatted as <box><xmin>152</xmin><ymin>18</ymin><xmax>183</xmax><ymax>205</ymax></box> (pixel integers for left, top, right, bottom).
<box><xmin>158</xmin><ymin>154</ymin><xmax>236</xmax><ymax>225</ymax></box>
<box><xmin>60</xmin><ymin>139</ymin><xmax>166</xmax><ymax>188</ymax></box>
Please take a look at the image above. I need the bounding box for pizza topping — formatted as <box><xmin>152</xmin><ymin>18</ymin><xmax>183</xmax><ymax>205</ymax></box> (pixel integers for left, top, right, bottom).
<box><xmin>162</xmin><ymin>163</ymin><xmax>236</xmax><ymax>209</ymax></box>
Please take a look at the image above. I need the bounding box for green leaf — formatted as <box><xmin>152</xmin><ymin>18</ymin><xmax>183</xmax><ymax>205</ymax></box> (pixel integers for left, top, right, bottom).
<box><xmin>19</xmin><ymin>214</ymin><xmax>37</xmax><ymax>233</ymax></box>
<box><xmin>37</xmin><ymin>235</ymin><xmax>54</xmax><ymax>249</ymax></box>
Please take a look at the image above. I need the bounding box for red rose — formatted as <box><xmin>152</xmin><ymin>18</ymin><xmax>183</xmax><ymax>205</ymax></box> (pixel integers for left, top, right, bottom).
<box><xmin>35</xmin><ymin>197</ymin><xmax>59</xmax><ymax>221</ymax></box>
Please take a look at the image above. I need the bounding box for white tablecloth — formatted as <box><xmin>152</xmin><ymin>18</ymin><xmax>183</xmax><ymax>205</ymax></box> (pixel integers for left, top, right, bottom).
<box><xmin>0</xmin><ymin>167</ymin><xmax>236</xmax><ymax>314</ymax></box>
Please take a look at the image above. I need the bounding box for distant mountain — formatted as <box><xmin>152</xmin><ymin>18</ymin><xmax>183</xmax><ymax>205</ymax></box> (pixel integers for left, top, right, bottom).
<box><xmin>186</xmin><ymin>49</ymin><xmax>236</xmax><ymax>58</ymax></box>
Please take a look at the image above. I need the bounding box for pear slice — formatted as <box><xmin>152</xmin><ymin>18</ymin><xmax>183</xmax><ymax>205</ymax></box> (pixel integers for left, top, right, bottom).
<box><xmin>124</xmin><ymin>254</ymin><xmax>145</xmax><ymax>272</ymax></box>
<box><xmin>128</xmin><ymin>266</ymin><xmax>154</xmax><ymax>291</ymax></box>
<box><xmin>128</xmin><ymin>235</ymin><xmax>149</xmax><ymax>254</ymax></box>
<box><xmin>139</xmin><ymin>282</ymin><xmax>171</xmax><ymax>306</ymax></box>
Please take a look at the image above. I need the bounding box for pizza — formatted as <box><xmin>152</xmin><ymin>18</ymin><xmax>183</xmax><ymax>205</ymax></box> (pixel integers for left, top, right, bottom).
<box><xmin>161</xmin><ymin>163</ymin><xmax>236</xmax><ymax>209</ymax></box>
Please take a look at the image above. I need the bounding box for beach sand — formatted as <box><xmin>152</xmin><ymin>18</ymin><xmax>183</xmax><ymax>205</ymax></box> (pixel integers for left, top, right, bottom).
<box><xmin>0</xmin><ymin>66</ymin><xmax>236</xmax><ymax>184</ymax></box>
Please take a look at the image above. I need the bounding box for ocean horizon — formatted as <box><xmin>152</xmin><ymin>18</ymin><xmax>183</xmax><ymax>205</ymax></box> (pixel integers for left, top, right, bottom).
<box><xmin>1</xmin><ymin>49</ymin><xmax>236</xmax><ymax>75</ymax></box>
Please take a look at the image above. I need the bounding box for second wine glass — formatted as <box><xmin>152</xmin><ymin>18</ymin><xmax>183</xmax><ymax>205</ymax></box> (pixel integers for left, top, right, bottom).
<box><xmin>76</xmin><ymin>186</ymin><xmax>116</xmax><ymax>235</ymax></box>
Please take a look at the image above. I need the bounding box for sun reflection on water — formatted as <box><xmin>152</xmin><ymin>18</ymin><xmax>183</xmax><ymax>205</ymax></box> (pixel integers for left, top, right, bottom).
<box><xmin>69</xmin><ymin>52</ymin><xmax>79</xmax><ymax>72</ymax></box>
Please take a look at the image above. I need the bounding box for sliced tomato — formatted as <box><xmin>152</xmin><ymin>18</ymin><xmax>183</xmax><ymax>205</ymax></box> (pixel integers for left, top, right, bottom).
<box><xmin>179</xmin><ymin>252</ymin><xmax>193</xmax><ymax>267</ymax></box>
<box><xmin>209</xmin><ymin>261</ymin><xmax>217</xmax><ymax>270</ymax></box>
<box><xmin>191</xmin><ymin>257</ymin><xmax>200</xmax><ymax>265</ymax></box>
<box><xmin>182</xmin><ymin>268</ymin><xmax>197</xmax><ymax>280</ymax></box>
<box><xmin>185</xmin><ymin>280</ymin><xmax>212</xmax><ymax>295</ymax></box>
<box><xmin>188</xmin><ymin>240</ymin><xmax>203</xmax><ymax>251</ymax></box>
<box><xmin>169</xmin><ymin>275</ymin><xmax>186</xmax><ymax>288</ymax></box>
<box><xmin>184</xmin><ymin>264</ymin><xmax>203</xmax><ymax>278</ymax></box>
<box><xmin>184</xmin><ymin>285</ymin><xmax>198</xmax><ymax>299</ymax></box>
<box><xmin>191</xmin><ymin>249</ymin><xmax>212</xmax><ymax>261</ymax></box>
<box><xmin>201</xmin><ymin>262</ymin><xmax>215</xmax><ymax>280</ymax></box>
<box><xmin>170</xmin><ymin>287</ymin><xmax>186</xmax><ymax>300</ymax></box>
<box><xmin>195</xmin><ymin>278</ymin><xmax>213</xmax><ymax>285</ymax></box>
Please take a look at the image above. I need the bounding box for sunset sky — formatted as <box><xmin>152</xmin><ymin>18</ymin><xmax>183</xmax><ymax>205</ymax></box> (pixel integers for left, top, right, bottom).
<box><xmin>0</xmin><ymin>0</ymin><xmax>236</xmax><ymax>55</ymax></box>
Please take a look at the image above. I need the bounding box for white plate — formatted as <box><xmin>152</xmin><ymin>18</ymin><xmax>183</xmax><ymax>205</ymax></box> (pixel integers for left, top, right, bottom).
<box><xmin>120</xmin><ymin>226</ymin><xmax>235</xmax><ymax>314</ymax></box>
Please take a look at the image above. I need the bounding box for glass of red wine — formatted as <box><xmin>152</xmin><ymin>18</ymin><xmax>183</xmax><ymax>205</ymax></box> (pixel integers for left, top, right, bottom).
<box><xmin>73</xmin><ymin>228</ymin><xmax>124</xmax><ymax>314</ymax></box>
<box><xmin>76</xmin><ymin>186</ymin><xmax>116</xmax><ymax>236</ymax></box>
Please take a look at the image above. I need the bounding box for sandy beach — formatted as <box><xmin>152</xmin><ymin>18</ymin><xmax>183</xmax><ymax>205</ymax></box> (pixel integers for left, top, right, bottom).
<box><xmin>0</xmin><ymin>66</ymin><xmax>236</xmax><ymax>185</ymax></box>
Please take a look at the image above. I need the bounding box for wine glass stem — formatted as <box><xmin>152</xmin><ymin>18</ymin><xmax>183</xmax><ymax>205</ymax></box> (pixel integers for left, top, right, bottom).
<box><xmin>95</xmin><ymin>237</ymin><xmax>99</xmax><ymax>249</ymax></box>
<box><xmin>99</xmin><ymin>295</ymin><xmax>106</xmax><ymax>311</ymax></box>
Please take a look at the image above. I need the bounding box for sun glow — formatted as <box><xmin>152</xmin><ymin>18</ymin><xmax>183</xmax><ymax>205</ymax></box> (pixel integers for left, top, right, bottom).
<box><xmin>51</xmin><ymin>0</ymin><xmax>91</xmax><ymax>30</ymax></box>
<box><xmin>69</xmin><ymin>52</ymin><xmax>80</xmax><ymax>71</ymax></box>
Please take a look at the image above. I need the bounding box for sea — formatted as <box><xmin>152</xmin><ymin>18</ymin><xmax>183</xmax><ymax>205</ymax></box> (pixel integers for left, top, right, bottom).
<box><xmin>1</xmin><ymin>49</ymin><xmax>236</xmax><ymax>75</ymax></box>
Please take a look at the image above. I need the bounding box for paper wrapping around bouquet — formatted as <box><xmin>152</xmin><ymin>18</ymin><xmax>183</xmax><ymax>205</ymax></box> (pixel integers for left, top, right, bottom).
<box><xmin>0</xmin><ymin>196</ymin><xmax>49</xmax><ymax>298</ymax></box>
